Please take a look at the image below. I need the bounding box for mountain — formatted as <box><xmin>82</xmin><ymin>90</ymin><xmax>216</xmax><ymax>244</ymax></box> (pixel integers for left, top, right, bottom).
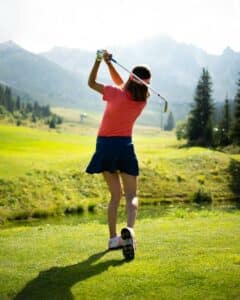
<box><xmin>0</xmin><ymin>41</ymin><xmax>100</xmax><ymax>110</ymax></box>
<box><xmin>42</xmin><ymin>36</ymin><xmax>240</xmax><ymax>103</ymax></box>
<box><xmin>1</xmin><ymin>37</ymin><xmax>240</xmax><ymax>126</ymax></box>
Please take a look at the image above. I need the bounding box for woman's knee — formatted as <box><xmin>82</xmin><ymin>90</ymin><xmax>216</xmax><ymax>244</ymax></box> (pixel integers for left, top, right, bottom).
<box><xmin>126</xmin><ymin>195</ymin><xmax>138</xmax><ymax>209</ymax></box>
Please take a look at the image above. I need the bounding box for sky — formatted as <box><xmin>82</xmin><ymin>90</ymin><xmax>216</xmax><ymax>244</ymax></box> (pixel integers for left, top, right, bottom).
<box><xmin>0</xmin><ymin>0</ymin><xmax>240</xmax><ymax>55</ymax></box>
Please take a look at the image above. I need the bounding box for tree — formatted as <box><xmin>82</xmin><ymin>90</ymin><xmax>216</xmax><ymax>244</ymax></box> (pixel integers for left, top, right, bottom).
<box><xmin>231</xmin><ymin>74</ymin><xmax>240</xmax><ymax>145</ymax></box>
<box><xmin>164</xmin><ymin>111</ymin><xmax>175</xmax><ymax>131</ymax></box>
<box><xmin>218</xmin><ymin>95</ymin><xmax>232</xmax><ymax>146</ymax></box>
<box><xmin>33</xmin><ymin>101</ymin><xmax>40</xmax><ymax>115</ymax></box>
<box><xmin>187</xmin><ymin>68</ymin><xmax>214</xmax><ymax>146</ymax></box>
<box><xmin>31</xmin><ymin>114</ymin><xmax>37</xmax><ymax>123</ymax></box>
<box><xmin>5</xmin><ymin>87</ymin><xmax>15</xmax><ymax>113</ymax></box>
<box><xmin>16</xmin><ymin>96</ymin><xmax>21</xmax><ymax>111</ymax></box>
<box><xmin>176</xmin><ymin>120</ymin><xmax>187</xmax><ymax>140</ymax></box>
<box><xmin>49</xmin><ymin>117</ymin><xmax>56</xmax><ymax>129</ymax></box>
<box><xmin>26</xmin><ymin>102</ymin><xmax>33</xmax><ymax>113</ymax></box>
<box><xmin>42</xmin><ymin>105</ymin><xmax>51</xmax><ymax>117</ymax></box>
<box><xmin>0</xmin><ymin>85</ymin><xmax>4</xmax><ymax>106</ymax></box>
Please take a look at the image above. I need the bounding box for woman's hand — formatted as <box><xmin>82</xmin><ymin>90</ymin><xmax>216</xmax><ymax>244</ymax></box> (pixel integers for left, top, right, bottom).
<box><xmin>103</xmin><ymin>50</ymin><xmax>112</xmax><ymax>65</ymax></box>
<box><xmin>101</xmin><ymin>50</ymin><xmax>123</xmax><ymax>86</ymax></box>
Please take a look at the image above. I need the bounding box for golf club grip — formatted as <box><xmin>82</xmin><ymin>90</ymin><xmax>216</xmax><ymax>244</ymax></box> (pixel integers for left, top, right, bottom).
<box><xmin>110</xmin><ymin>56</ymin><xmax>116</xmax><ymax>63</ymax></box>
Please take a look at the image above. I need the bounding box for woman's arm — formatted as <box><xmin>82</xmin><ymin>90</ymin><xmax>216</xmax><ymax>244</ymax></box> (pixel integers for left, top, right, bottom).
<box><xmin>88</xmin><ymin>57</ymin><xmax>104</xmax><ymax>94</ymax></box>
<box><xmin>103</xmin><ymin>52</ymin><xmax>124</xmax><ymax>86</ymax></box>
<box><xmin>88</xmin><ymin>50</ymin><xmax>124</xmax><ymax>94</ymax></box>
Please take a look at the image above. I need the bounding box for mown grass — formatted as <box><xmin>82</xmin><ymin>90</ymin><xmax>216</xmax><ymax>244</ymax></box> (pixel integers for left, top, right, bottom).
<box><xmin>0</xmin><ymin>123</ymin><xmax>240</xmax><ymax>222</ymax></box>
<box><xmin>0</xmin><ymin>124</ymin><xmax>94</xmax><ymax>178</ymax></box>
<box><xmin>0</xmin><ymin>210</ymin><xmax>240</xmax><ymax>299</ymax></box>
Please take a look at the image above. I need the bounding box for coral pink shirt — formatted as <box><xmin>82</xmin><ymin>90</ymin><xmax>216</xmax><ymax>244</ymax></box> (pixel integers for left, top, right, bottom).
<box><xmin>98</xmin><ymin>85</ymin><xmax>147</xmax><ymax>137</ymax></box>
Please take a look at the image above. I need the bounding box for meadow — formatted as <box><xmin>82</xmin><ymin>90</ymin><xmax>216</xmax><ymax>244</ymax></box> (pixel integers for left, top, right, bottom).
<box><xmin>0</xmin><ymin>121</ymin><xmax>240</xmax><ymax>222</ymax></box>
<box><xmin>1</xmin><ymin>120</ymin><xmax>240</xmax><ymax>299</ymax></box>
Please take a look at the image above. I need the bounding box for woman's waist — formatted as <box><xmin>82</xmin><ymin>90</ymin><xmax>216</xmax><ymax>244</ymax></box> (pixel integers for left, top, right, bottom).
<box><xmin>97</xmin><ymin>136</ymin><xmax>132</xmax><ymax>144</ymax></box>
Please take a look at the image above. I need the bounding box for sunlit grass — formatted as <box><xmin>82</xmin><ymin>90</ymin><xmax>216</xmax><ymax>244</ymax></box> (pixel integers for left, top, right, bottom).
<box><xmin>0</xmin><ymin>124</ymin><xmax>95</xmax><ymax>178</ymax></box>
<box><xmin>0</xmin><ymin>211</ymin><xmax>240</xmax><ymax>299</ymax></box>
<box><xmin>0</xmin><ymin>123</ymin><xmax>239</xmax><ymax>221</ymax></box>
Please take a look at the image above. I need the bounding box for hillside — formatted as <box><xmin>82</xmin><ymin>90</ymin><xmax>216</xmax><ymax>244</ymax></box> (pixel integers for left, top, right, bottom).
<box><xmin>0</xmin><ymin>124</ymin><xmax>239</xmax><ymax>222</ymax></box>
<box><xmin>0</xmin><ymin>41</ymin><xmax>100</xmax><ymax>111</ymax></box>
<box><xmin>1</xmin><ymin>37</ymin><xmax>240</xmax><ymax>126</ymax></box>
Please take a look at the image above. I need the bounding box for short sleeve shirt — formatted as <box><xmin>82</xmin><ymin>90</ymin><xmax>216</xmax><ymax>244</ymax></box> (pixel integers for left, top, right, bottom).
<box><xmin>98</xmin><ymin>85</ymin><xmax>146</xmax><ymax>136</ymax></box>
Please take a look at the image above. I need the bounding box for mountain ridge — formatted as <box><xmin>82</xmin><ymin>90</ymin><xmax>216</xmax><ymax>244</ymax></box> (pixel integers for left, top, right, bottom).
<box><xmin>41</xmin><ymin>36</ymin><xmax>240</xmax><ymax>103</ymax></box>
<box><xmin>0</xmin><ymin>40</ymin><xmax>100</xmax><ymax>111</ymax></box>
<box><xmin>0</xmin><ymin>37</ymin><xmax>239</xmax><ymax>125</ymax></box>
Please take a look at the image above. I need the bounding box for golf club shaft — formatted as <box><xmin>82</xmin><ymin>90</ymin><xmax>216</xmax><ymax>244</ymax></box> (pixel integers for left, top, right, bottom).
<box><xmin>110</xmin><ymin>57</ymin><xmax>168</xmax><ymax>112</ymax></box>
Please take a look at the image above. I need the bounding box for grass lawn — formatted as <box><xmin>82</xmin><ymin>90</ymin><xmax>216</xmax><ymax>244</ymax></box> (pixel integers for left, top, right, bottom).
<box><xmin>0</xmin><ymin>210</ymin><xmax>240</xmax><ymax>299</ymax></box>
<box><xmin>0</xmin><ymin>124</ymin><xmax>95</xmax><ymax>178</ymax></box>
<box><xmin>0</xmin><ymin>123</ymin><xmax>240</xmax><ymax>221</ymax></box>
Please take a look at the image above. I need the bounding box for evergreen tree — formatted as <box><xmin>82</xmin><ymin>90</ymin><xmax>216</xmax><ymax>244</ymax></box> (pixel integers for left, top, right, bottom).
<box><xmin>164</xmin><ymin>111</ymin><xmax>175</xmax><ymax>131</ymax></box>
<box><xmin>31</xmin><ymin>114</ymin><xmax>37</xmax><ymax>123</ymax></box>
<box><xmin>43</xmin><ymin>105</ymin><xmax>51</xmax><ymax>117</ymax></box>
<box><xmin>219</xmin><ymin>96</ymin><xmax>231</xmax><ymax>146</ymax></box>
<box><xmin>56</xmin><ymin>115</ymin><xmax>63</xmax><ymax>124</ymax></box>
<box><xmin>33</xmin><ymin>101</ymin><xmax>40</xmax><ymax>116</ymax></box>
<box><xmin>0</xmin><ymin>85</ymin><xmax>4</xmax><ymax>106</ymax></box>
<box><xmin>231</xmin><ymin>74</ymin><xmax>240</xmax><ymax>145</ymax></box>
<box><xmin>49</xmin><ymin>117</ymin><xmax>56</xmax><ymax>129</ymax></box>
<box><xmin>0</xmin><ymin>83</ymin><xmax>62</xmax><ymax>127</ymax></box>
<box><xmin>16</xmin><ymin>96</ymin><xmax>21</xmax><ymax>111</ymax></box>
<box><xmin>26</xmin><ymin>102</ymin><xmax>33</xmax><ymax>113</ymax></box>
<box><xmin>187</xmin><ymin>68</ymin><xmax>214</xmax><ymax>146</ymax></box>
<box><xmin>5</xmin><ymin>87</ymin><xmax>15</xmax><ymax>113</ymax></box>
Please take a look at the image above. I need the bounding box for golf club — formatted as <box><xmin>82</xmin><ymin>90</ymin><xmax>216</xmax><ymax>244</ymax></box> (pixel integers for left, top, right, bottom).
<box><xmin>109</xmin><ymin>56</ymin><xmax>168</xmax><ymax>112</ymax></box>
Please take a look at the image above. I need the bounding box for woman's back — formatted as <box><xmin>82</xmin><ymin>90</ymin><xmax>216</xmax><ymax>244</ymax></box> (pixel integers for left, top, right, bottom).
<box><xmin>98</xmin><ymin>85</ymin><xmax>146</xmax><ymax>137</ymax></box>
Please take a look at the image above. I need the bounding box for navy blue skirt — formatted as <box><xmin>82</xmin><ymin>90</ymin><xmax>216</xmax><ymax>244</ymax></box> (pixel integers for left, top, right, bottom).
<box><xmin>86</xmin><ymin>136</ymin><xmax>139</xmax><ymax>176</ymax></box>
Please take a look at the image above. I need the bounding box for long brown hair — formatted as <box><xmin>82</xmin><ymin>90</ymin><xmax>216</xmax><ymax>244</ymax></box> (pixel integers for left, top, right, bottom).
<box><xmin>124</xmin><ymin>65</ymin><xmax>151</xmax><ymax>102</ymax></box>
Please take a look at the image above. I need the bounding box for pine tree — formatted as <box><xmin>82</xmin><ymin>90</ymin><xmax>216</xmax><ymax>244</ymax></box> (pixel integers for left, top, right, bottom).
<box><xmin>16</xmin><ymin>96</ymin><xmax>21</xmax><ymax>111</ymax></box>
<box><xmin>43</xmin><ymin>105</ymin><xmax>51</xmax><ymax>117</ymax></box>
<box><xmin>219</xmin><ymin>96</ymin><xmax>231</xmax><ymax>146</ymax></box>
<box><xmin>231</xmin><ymin>74</ymin><xmax>240</xmax><ymax>145</ymax></box>
<box><xmin>164</xmin><ymin>111</ymin><xmax>175</xmax><ymax>131</ymax></box>
<box><xmin>31</xmin><ymin>114</ymin><xmax>37</xmax><ymax>123</ymax></box>
<box><xmin>0</xmin><ymin>85</ymin><xmax>4</xmax><ymax>106</ymax></box>
<box><xmin>26</xmin><ymin>102</ymin><xmax>33</xmax><ymax>113</ymax></box>
<box><xmin>5</xmin><ymin>87</ymin><xmax>15</xmax><ymax>113</ymax></box>
<box><xmin>49</xmin><ymin>117</ymin><xmax>56</xmax><ymax>129</ymax></box>
<box><xmin>33</xmin><ymin>101</ymin><xmax>40</xmax><ymax>116</ymax></box>
<box><xmin>187</xmin><ymin>68</ymin><xmax>214</xmax><ymax>146</ymax></box>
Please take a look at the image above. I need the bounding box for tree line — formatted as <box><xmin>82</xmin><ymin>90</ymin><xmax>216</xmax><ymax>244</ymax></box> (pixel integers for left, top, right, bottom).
<box><xmin>176</xmin><ymin>69</ymin><xmax>240</xmax><ymax>147</ymax></box>
<box><xmin>0</xmin><ymin>84</ymin><xmax>63</xmax><ymax>128</ymax></box>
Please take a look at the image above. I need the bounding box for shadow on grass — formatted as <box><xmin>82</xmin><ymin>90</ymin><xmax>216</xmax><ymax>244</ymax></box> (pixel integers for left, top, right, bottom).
<box><xmin>228</xmin><ymin>159</ymin><xmax>240</xmax><ymax>204</ymax></box>
<box><xmin>14</xmin><ymin>250</ymin><xmax>124</xmax><ymax>300</ymax></box>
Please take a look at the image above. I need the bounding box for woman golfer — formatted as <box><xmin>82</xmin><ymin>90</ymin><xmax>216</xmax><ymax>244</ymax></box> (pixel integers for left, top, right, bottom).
<box><xmin>86</xmin><ymin>50</ymin><xmax>151</xmax><ymax>260</ymax></box>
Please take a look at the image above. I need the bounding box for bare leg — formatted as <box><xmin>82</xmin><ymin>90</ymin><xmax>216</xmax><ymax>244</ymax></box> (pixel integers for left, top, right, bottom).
<box><xmin>120</xmin><ymin>173</ymin><xmax>138</xmax><ymax>228</ymax></box>
<box><xmin>103</xmin><ymin>171</ymin><xmax>122</xmax><ymax>238</ymax></box>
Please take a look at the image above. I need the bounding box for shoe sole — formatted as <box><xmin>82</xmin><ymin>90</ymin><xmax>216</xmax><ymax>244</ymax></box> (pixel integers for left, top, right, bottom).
<box><xmin>121</xmin><ymin>228</ymin><xmax>135</xmax><ymax>261</ymax></box>
<box><xmin>108</xmin><ymin>245</ymin><xmax>123</xmax><ymax>251</ymax></box>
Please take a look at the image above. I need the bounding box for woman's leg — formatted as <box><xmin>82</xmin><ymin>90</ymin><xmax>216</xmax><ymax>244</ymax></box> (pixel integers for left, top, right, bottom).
<box><xmin>120</xmin><ymin>173</ymin><xmax>138</xmax><ymax>228</ymax></box>
<box><xmin>103</xmin><ymin>171</ymin><xmax>122</xmax><ymax>238</ymax></box>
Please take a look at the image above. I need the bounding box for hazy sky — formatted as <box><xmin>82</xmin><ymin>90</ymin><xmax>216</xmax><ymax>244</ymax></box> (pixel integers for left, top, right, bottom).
<box><xmin>0</xmin><ymin>0</ymin><xmax>240</xmax><ymax>54</ymax></box>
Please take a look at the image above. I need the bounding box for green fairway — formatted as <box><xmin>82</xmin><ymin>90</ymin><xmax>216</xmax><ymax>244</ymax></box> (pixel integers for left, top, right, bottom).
<box><xmin>0</xmin><ymin>123</ymin><xmax>240</xmax><ymax>221</ymax></box>
<box><xmin>1</xmin><ymin>123</ymin><xmax>240</xmax><ymax>299</ymax></box>
<box><xmin>0</xmin><ymin>124</ymin><xmax>95</xmax><ymax>178</ymax></box>
<box><xmin>0</xmin><ymin>210</ymin><xmax>240</xmax><ymax>299</ymax></box>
